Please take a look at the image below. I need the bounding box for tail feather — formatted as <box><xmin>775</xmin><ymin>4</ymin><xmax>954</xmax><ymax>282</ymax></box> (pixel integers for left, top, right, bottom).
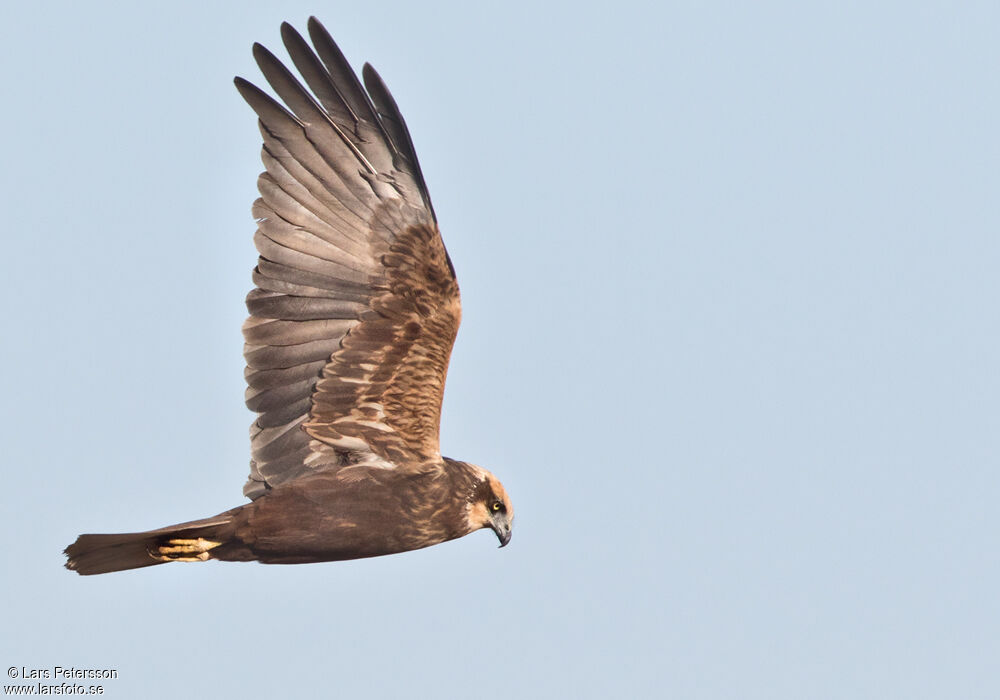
<box><xmin>64</xmin><ymin>532</ymin><xmax>169</xmax><ymax>575</ymax></box>
<box><xmin>64</xmin><ymin>516</ymin><xmax>236</xmax><ymax>576</ymax></box>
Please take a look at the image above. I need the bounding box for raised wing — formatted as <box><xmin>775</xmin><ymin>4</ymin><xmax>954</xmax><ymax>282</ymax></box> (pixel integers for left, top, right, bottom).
<box><xmin>236</xmin><ymin>18</ymin><xmax>460</xmax><ymax>499</ymax></box>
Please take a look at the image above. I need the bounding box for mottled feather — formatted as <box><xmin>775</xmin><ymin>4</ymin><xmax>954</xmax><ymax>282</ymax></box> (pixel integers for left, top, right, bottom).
<box><xmin>237</xmin><ymin>18</ymin><xmax>458</xmax><ymax>498</ymax></box>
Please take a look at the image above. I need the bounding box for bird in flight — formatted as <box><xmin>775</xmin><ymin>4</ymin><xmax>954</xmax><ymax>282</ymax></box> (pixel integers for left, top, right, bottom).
<box><xmin>64</xmin><ymin>17</ymin><xmax>513</xmax><ymax>575</ymax></box>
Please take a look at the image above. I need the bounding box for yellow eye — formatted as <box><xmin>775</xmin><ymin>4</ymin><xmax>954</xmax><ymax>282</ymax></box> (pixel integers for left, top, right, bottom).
<box><xmin>491</xmin><ymin>501</ymin><xmax>502</xmax><ymax>512</ymax></box>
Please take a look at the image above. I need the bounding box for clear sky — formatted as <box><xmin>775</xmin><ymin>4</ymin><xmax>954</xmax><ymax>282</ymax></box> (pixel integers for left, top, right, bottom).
<box><xmin>2</xmin><ymin>1</ymin><xmax>998</xmax><ymax>698</ymax></box>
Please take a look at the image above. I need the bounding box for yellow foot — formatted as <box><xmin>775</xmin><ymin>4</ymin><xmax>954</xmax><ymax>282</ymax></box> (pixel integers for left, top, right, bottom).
<box><xmin>149</xmin><ymin>537</ymin><xmax>222</xmax><ymax>562</ymax></box>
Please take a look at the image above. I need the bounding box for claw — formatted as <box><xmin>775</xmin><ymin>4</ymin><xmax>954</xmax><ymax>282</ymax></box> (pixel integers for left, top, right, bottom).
<box><xmin>148</xmin><ymin>537</ymin><xmax>221</xmax><ymax>562</ymax></box>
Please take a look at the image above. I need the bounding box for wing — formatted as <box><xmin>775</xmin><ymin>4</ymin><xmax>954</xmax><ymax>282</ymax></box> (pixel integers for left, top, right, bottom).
<box><xmin>235</xmin><ymin>18</ymin><xmax>461</xmax><ymax>499</ymax></box>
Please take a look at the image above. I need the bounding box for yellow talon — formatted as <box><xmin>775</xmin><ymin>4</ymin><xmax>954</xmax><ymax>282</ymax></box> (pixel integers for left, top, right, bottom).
<box><xmin>149</xmin><ymin>537</ymin><xmax>221</xmax><ymax>562</ymax></box>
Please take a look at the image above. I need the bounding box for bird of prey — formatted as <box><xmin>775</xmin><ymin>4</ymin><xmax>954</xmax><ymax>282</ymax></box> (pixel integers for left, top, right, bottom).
<box><xmin>64</xmin><ymin>18</ymin><xmax>513</xmax><ymax>575</ymax></box>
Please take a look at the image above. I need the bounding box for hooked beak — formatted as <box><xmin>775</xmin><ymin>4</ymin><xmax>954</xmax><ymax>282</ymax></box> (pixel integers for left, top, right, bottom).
<box><xmin>494</xmin><ymin>522</ymin><xmax>512</xmax><ymax>548</ymax></box>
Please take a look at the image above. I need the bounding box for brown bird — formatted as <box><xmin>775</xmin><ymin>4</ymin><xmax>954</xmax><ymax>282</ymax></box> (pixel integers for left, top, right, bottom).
<box><xmin>64</xmin><ymin>17</ymin><xmax>513</xmax><ymax>575</ymax></box>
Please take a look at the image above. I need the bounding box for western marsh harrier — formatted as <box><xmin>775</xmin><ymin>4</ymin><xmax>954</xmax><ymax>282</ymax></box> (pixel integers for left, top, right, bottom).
<box><xmin>64</xmin><ymin>18</ymin><xmax>513</xmax><ymax>575</ymax></box>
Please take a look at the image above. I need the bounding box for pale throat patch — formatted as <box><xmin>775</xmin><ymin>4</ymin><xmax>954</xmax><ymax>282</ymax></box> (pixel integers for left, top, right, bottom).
<box><xmin>464</xmin><ymin>491</ymin><xmax>494</xmax><ymax>530</ymax></box>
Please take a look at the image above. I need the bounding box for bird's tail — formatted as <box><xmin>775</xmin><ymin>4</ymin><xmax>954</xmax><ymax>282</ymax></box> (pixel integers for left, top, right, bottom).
<box><xmin>64</xmin><ymin>514</ymin><xmax>240</xmax><ymax>576</ymax></box>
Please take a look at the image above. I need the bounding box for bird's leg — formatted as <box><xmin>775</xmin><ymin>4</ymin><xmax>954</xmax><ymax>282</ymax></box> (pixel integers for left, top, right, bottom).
<box><xmin>148</xmin><ymin>537</ymin><xmax>222</xmax><ymax>562</ymax></box>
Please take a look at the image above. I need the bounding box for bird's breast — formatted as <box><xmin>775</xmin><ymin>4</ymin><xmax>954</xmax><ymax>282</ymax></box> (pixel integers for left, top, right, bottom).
<box><xmin>236</xmin><ymin>469</ymin><xmax>469</xmax><ymax>564</ymax></box>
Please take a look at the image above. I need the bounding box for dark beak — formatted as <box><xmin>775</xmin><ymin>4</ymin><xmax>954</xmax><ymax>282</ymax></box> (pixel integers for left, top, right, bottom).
<box><xmin>494</xmin><ymin>522</ymin><xmax>512</xmax><ymax>548</ymax></box>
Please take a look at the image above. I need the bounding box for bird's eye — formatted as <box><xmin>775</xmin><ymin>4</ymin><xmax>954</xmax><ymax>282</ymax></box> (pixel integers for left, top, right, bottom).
<box><xmin>491</xmin><ymin>501</ymin><xmax>503</xmax><ymax>512</ymax></box>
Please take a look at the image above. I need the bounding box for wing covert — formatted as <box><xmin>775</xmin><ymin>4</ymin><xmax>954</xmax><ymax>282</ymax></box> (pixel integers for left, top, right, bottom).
<box><xmin>237</xmin><ymin>18</ymin><xmax>460</xmax><ymax>499</ymax></box>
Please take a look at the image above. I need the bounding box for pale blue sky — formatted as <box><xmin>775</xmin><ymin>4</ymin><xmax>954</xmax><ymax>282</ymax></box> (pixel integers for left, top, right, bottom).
<box><xmin>2</xmin><ymin>2</ymin><xmax>999</xmax><ymax>698</ymax></box>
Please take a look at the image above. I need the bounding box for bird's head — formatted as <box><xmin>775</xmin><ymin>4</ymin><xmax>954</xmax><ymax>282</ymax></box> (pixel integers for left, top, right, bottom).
<box><xmin>465</xmin><ymin>468</ymin><xmax>513</xmax><ymax>547</ymax></box>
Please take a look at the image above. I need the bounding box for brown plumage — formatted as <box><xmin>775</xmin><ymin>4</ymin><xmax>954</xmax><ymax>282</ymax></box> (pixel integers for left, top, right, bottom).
<box><xmin>64</xmin><ymin>18</ymin><xmax>513</xmax><ymax>576</ymax></box>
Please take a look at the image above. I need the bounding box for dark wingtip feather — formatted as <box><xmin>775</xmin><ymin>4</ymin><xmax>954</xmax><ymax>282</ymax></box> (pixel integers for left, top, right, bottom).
<box><xmin>234</xmin><ymin>75</ymin><xmax>302</xmax><ymax>128</ymax></box>
<box><xmin>307</xmin><ymin>16</ymin><xmax>331</xmax><ymax>42</ymax></box>
<box><xmin>361</xmin><ymin>63</ymin><xmax>436</xmax><ymax>221</ymax></box>
<box><xmin>252</xmin><ymin>42</ymin><xmax>281</xmax><ymax>73</ymax></box>
<box><xmin>280</xmin><ymin>21</ymin><xmax>301</xmax><ymax>44</ymax></box>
